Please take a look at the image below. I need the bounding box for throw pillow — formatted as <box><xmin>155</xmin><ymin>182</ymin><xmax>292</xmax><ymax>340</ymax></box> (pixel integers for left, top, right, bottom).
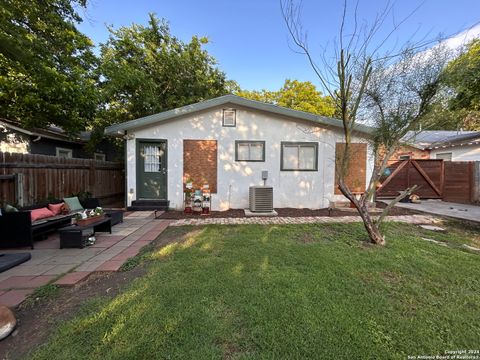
<box><xmin>61</xmin><ymin>203</ymin><xmax>71</xmax><ymax>215</ymax></box>
<box><xmin>4</xmin><ymin>204</ymin><xmax>18</xmax><ymax>213</ymax></box>
<box><xmin>63</xmin><ymin>197</ymin><xmax>84</xmax><ymax>212</ymax></box>
<box><xmin>30</xmin><ymin>207</ymin><xmax>54</xmax><ymax>222</ymax></box>
<box><xmin>48</xmin><ymin>202</ymin><xmax>64</xmax><ymax>215</ymax></box>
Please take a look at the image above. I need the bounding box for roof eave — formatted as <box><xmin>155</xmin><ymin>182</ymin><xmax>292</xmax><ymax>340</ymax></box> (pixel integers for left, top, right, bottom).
<box><xmin>104</xmin><ymin>95</ymin><xmax>374</xmax><ymax>136</ymax></box>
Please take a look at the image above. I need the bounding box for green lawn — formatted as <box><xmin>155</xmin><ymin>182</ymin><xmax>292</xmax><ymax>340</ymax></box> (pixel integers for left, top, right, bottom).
<box><xmin>32</xmin><ymin>222</ymin><xmax>480</xmax><ymax>359</ymax></box>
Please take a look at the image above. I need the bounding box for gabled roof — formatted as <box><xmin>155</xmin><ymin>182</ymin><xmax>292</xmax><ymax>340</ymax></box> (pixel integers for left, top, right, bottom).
<box><xmin>402</xmin><ymin>130</ymin><xmax>480</xmax><ymax>150</ymax></box>
<box><xmin>0</xmin><ymin>118</ymin><xmax>89</xmax><ymax>144</ymax></box>
<box><xmin>104</xmin><ymin>95</ymin><xmax>373</xmax><ymax>136</ymax></box>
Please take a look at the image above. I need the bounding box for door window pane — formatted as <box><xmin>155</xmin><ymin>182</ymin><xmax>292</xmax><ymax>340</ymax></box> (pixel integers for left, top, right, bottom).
<box><xmin>144</xmin><ymin>145</ymin><xmax>162</xmax><ymax>172</ymax></box>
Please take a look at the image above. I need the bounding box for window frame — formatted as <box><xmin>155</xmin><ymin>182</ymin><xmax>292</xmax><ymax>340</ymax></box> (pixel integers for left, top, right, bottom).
<box><xmin>398</xmin><ymin>154</ymin><xmax>411</xmax><ymax>160</ymax></box>
<box><xmin>280</xmin><ymin>141</ymin><xmax>319</xmax><ymax>171</ymax></box>
<box><xmin>94</xmin><ymin>152</ymin><xmax>106</xmax><ymax>161</ymax></box>
<box><xmin>436</xmin><ymin>152</ymin><xmax>452</xmax><ymax>161</ymax></box>
<box><xmin>222</xmin><ymin>109</ymin><xmax>236</xmax><ymax>127</ymax></box>
<box><xmin>56</xmin><ymin>147</ymin><xmax>73</xmax><ymax>158</ymax></box>
<box><xmin>234</xmin><ymin>140</ymin><xmax>266</xmax><ymax>162</ymax></box>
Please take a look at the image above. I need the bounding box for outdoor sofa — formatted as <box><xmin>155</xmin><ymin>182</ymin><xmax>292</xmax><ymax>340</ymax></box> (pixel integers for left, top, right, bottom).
<box><xmin>0</xmin><ymin>198</ymin><xmax>123</xmax><ymax>249</ymax></box>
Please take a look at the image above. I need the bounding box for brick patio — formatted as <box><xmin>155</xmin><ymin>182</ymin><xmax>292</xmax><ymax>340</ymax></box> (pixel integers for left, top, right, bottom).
<box><xmin>0</xmin><ymin>211</ymin><xmax>171</xmax><ymax>308</ymax></box>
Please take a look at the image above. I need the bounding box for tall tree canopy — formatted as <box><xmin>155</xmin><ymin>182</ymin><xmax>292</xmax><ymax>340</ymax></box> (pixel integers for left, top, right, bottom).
<box><xmin>97</xmin><ymin>13</ymin><xmax>230</xmax><ymax>129</ymax></box>
<box><xmin>236</xmin><ymin>79</ymin><xmax>336</xmax><ymax>117</ymax></box>
<box><xmin>0</xmin><ymin>0</ymin><xmax>98</xmax><ymax>133</ymax></box>
<box><xmin>441</xmin><ymin>39</ymin><xmax>480</xmax><ymax>130</ymax></box>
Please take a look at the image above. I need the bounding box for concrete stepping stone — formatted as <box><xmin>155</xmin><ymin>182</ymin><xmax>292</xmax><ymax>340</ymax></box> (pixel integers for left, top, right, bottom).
<box><xmin>462</xmin><ymin>244</ymin><xmax>480</xmax><ymax>252</ymax></box>
<box><xmin>419</xmin><ymin>225</ymin><xmax>446</xmax><ymax>232</ymax></box>
<box><xmin>421</xmin><ymin>238</ymin><xmax>448</xmax><ymax>247</ymax></box>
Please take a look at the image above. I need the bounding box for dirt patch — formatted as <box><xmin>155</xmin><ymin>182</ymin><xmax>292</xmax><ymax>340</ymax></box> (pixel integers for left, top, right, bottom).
<box><xmin>0</xmin><ymin>227</ymin><xmax>194</xmax><ymax>360</ymax></box>
<box><xmin>381</xmin><ymin>271</ymin><xmax>402</xmax><ymax>284</ymax></box>
<box><xmin>294</xmin><ymin>232</ymin><xmax>317</xmax><ymax>244</ymax></box>
<box><xmin>159</xmin><ymin>209</ymin><xmax>246</xmax><ymax>219</ymax></box>
<box><xmin>158</xmin><ymin>202</ymin><xmax>417</xmax><ymax>220</ymax></box>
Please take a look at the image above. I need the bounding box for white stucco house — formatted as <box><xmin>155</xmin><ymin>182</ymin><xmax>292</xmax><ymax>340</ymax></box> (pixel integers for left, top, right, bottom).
<box><xmin>105</xmin><ymin>95</ymin><xmax>374</xmax><ymax>211</ymax></box>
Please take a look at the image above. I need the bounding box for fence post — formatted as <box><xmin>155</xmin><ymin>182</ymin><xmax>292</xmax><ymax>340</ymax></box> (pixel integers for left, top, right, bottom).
<box><xmin>15</xmin><ymin>173</ymin><xmax>24</xmax><ymax>207</ymax></box>
<box><xmin>89</xmin><ymin>160</ymin><xmax>96</xmax><ymax>197</ymax></box>
<box><xmin>473</xmin><ymin>162</ymin><xmax>480</xmax><ymax>204</ymax></box>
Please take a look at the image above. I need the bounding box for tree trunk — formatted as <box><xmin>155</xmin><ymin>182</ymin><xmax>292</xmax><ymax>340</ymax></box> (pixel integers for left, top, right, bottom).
<box><xmin>357</xmin><ymin>203</ymin><xmax>385</xmax><ymax>246</ymax></box>
<box><xmin>338</xmin><ymin>181</ymin><xmax>385</xmax><ymax>246</ymax></box>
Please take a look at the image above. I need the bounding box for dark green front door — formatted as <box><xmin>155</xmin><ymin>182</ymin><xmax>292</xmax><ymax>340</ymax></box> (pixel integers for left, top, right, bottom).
<box><xmin>137</xmin><ymin>140</ymin><xmax>167</xmax><ymax>199</ymax></box>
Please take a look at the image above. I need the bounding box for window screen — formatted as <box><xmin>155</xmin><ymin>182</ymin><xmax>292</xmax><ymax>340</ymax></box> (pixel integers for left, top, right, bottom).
<box><xmin>281</xmin><ymin>142</ymin><xmax>318</xmax><ymax>171</ymax></box>
<box><xmin>235</xmin><ymin>141</ymin><xmax>265</xmax><ymax>161</ymax></box>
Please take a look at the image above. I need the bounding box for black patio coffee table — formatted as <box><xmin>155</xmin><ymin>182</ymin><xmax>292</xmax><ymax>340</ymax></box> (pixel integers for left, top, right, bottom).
<box><xmin>59</xmin><ymin>217</ymin><xmax>112</xmax><ymax>249</ymax></box>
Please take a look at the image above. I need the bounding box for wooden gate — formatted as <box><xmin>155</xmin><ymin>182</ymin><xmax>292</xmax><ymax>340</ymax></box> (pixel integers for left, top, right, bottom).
<box><xmin>377</xmin><ymin>159</ymin><xmax>444</xmax><ymax>199</ymax></box>
<box><xmin>377</xmin><ymin>159</ymin><xmax>475</xmax><ymax>204</ymax></box>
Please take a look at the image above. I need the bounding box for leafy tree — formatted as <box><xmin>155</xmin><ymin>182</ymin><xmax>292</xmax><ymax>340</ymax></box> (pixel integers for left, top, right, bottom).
<box><xmin>0</xmin><ymin>0</ymin><xmax>98</xmax><ymax>133</ymax></box>
<box><xmin>282</xmin><ymin>0</ymin><xmax>448</xmax><ymax>245</ymax></box>
<box><xmin>441</xmin><ymin>39</ymin><xmax>480</xmax><ymax>130</ymax></box>
<box><xmin>236</xmin><ymin>79</ymin><xmax>336</xmax><ymax>117</ymax></box>
<box><xmin>97</xmin><ymin>13</ymin><xmax>230</xmax><ymax>129</ymax></box>
<box><xmin>236</xmin><ymin>89</ymin><xmax>277</xmax><ymax>104</ymax></box>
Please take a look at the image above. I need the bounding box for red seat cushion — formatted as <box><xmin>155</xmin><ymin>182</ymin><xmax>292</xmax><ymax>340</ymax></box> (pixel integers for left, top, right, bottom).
<box><xmin>30</xmin><ymin>207</ymin><xmax>54</xmax><ymax>222</ymax></box>
<box><xmin>48</xmin><ymin>202</ymin><xmax>64</xmax><ymax>216</ymax></box>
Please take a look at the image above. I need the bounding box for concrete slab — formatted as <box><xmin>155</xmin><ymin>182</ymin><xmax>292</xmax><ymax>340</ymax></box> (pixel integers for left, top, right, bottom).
<box><xmin>381</xmin><ymin>199</ymin><xmax>480</xmax><ymax>223</ymax></box>
<box><xmin>244</xmin><ymin>209</ymin><xmax>278</xmax><ymax>217</ymax></box>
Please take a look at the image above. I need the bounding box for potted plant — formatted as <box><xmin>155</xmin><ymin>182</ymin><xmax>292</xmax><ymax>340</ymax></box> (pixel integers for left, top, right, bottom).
<box><xmin>76</xmin><ymin>207</ymin><xmax>105</xmax><ymax>226</ymax></box>
<box><xmin>184</xmin><ymin>189</ymin><xmax>192</xmax><ymax>214</ymax></box>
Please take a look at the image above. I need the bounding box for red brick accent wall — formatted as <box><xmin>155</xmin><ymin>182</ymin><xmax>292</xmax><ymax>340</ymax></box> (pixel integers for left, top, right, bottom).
<box><xmin>391</xmin><ymin>145</ymin><xmax>430</xmax><ymax>160</ymax></box>
<box><xmin>183</xmin><ymin>140</ymin><xmax>217</xmax><ymax>193</ymax></box>
<box><xmin>334</xmin><ymin>143</ymin><xmax>367</xmax><ymax>194</ymax></box>
<box><xmin>378</xmin><ymin>145</ymin><xmax>430</xmax><ymax>161</ymax></box>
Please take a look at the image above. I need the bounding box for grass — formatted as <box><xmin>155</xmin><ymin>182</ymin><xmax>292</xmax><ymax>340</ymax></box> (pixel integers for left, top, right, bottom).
<box><xmin>119</xmin><ymin>242</ymin><xmax>155</xmax><ymax>271</ymax></box>
<box><xmin>31</xmin><ymin>222</ymin><xmax>480</xmax><ymax>359</ymax></box>
<box><xmin>24</xmin><ymin>284</ymin><xmax>60</xmax><ymax>306</ymax></box>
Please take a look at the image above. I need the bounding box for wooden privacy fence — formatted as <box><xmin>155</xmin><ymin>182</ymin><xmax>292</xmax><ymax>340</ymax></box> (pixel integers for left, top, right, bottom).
<box><xmin>0</xmin><ymin>152</ymin><xmax>124</xmax><ymax>207</ymax></box>
<box><xmin>377</xmin><ymin>159</ymin><xmax>479</xmax><ymax>204</ymax></box>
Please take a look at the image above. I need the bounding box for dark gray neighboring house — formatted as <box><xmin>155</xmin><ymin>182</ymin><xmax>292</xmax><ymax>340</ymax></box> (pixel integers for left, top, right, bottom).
<box><xmin>0</xmin><ymin>119</ymin><xmax>120</xmax><ymax>161</ymax></box>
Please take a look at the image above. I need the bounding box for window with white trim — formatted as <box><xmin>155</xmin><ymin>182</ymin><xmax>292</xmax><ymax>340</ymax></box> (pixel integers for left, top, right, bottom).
<box><xmin>281</xmin><ymin>142</ymin><xmax>318</xmax><ymax>171</ymax></box>
<box><xmin>94</xmin><ymin>153</ymin><xmax>106</xmax><ymax>161</ymax></box>
<box><xmin>235</xmin><ymin>141</ymin><xmax>265</xmax><ymax>162</ymax></box>
<box><xmin>436</xmin><ymin>152</ymin><xmax>452</xmax><ymax>161</ymax></box>
<box><xmin>222</xmin><ymin>109</ymin><xmax>236</xmax><ymax>127</ymax></box>
<box><xmin>56</xmin><ymin>147</ymin><xmax>72</xmax><ymax>158</ymax></box>
<box><xmin>399</xmin><ymin>155</ymin><xmax>411</xmax><ymax>160</ymax></box>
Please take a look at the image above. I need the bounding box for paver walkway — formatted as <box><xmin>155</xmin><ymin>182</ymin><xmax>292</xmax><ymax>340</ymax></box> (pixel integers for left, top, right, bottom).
<box><xmin>0</xmin><ymin>211</ymin><xmax>171</xmax><ymax>307</ymax></box>
<box><xmin>381</xmin><ymin>199</ymin><xmax>480</xmax><ymax>223</ymax></box>
<box><xmin>170</xmin><ymin>214</ymin><xmax>440</xmax><ymax>226</ymax></box>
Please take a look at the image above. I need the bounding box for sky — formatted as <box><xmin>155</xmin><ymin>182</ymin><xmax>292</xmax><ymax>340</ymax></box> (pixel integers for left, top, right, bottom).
<box><xmin>77</xmin><ymin>0</ymin><xmax>480</xmax><ymax>92</ymax></box>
